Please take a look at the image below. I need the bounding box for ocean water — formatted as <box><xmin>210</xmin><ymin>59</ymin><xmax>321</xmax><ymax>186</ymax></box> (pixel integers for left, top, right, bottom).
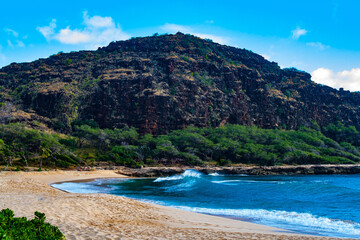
<box><xmin>52</xmin><ymin>170</ymin><xmax>360</xmax><ymax>238</ymax></box>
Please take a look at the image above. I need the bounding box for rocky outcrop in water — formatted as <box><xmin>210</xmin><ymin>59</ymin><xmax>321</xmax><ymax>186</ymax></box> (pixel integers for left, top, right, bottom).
<box><xmin>199</xmin><ymin>165</ymin><xmax>360</xmax><ymax>175</ymax></box>
<box><xmin>116</xmin><ymin>165</ymin><xmax>360</xmax><ymax>177</ymax></box>
<box><xmin>116</xmin><ymin>166</ymin><xmax>185</xmax><ymax>177</ymax></box>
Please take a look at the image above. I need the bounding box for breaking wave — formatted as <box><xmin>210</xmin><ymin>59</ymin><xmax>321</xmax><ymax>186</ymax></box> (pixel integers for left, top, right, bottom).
<box><xmin>153</xmin><ymin>169</ymin><xmax>202</xmax><ymax>182</ymax></box>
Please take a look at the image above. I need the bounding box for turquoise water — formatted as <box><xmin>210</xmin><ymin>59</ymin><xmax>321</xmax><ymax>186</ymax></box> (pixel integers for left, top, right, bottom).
<box><xmin>52</xmin><ymin>170</ymin><xmax>360</xmax><ymax>238</ymax></box>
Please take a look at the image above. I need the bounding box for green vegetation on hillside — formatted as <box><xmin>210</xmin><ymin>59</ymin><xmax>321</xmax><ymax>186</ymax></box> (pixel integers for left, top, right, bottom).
<box><xmin>1</xmin><ymin>122</ymin><xmax>360</xmax><ymax>169</ymax></box>
<box><xmin>0</xmin><ymin>124</ymin><xmax>78</xmax><ymax>169</ymax></box>
<box><xmin>0</xmin><ymin>209</ymin><xmax>64</xmax><ymax>239</ymax></box>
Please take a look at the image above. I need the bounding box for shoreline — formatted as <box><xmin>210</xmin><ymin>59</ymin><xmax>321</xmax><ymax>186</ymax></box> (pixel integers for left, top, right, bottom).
<box><xmin>49</xmin><ymin>178</ymin><xmax>306</xmax><ymax>237</ymax></box>
<box><xmin>0</xmin><ymin>170</ymin><xmax>349</xmax><ymax>239</ymax></box>
<box><xmin>115</xmin><ymin>164</ymin><xmax>360</xmax><ymax>177</ymax></box>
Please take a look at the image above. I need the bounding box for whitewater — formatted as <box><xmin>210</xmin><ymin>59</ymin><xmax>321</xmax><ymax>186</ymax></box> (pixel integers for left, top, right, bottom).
<box><xmin>52</xmin><ymin>170</ymin><xmax>360</xmax><ymax>238</ymax></box>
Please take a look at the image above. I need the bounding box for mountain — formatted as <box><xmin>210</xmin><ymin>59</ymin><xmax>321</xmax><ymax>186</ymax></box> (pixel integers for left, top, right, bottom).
<box><xmin>1</xmin><ymin>32</ymin><xmax>360</xmax><ymax>134</ymax></box>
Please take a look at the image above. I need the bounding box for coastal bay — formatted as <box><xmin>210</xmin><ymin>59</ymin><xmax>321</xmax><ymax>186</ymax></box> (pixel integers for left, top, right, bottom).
<box><xmin>0</xmin><ymin>170</ymin><xmax>344</xmax><ymax>240</ymax></box>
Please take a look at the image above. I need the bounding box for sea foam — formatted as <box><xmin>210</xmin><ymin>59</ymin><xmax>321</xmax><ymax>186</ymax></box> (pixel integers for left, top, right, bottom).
<box><xmin>51</xmin><ymin>182</ymin><xmax>102</xmax><ymax>194</ymax></box>
<box><xmin>174</xmin><ymin>206</ymin><xmax>360</xmax><ymax>238</ymax></box>
<box><xmin>51</xmin><ymin>179</ymin><xmax>119</xmax><ymax>194</ymax></box>
<box><xmin>208</xmin><ymin>172</ymin><xmax>223</xmax><ymax>176</ymax></box>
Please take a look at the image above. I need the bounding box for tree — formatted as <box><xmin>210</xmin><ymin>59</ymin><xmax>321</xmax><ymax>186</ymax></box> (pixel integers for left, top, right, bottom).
<box><xmin>0</xmin><ymin>139</ymin><xmax>14</xmax><ymax>166</ymax></box>
<box><xmin>39</xmin><ymin>141</ymin><xmax>52</xmax><ymax>170</ymax></box>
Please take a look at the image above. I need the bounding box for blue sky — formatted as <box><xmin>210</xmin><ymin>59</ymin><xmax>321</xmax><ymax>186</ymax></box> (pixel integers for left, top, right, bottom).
<box><xmin>1</xmin><ymin>0</ymin><xmax>360</xmax><ymax>90</ymax></box>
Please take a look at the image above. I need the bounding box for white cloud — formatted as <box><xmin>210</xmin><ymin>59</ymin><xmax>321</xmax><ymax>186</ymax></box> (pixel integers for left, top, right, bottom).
<box><xmin>162</xmin><ymin>23</ymin><xmax>189</xmax><ymax>33</ymax></box>
<box><xmin>37</xmin><ymin>13</ymin><xmax>130</xmax><ymax>49</ymax></box>
<box><xmin>0</xmin><ymin>54</ymin><xmax>6</xmax><ymax>67</ymax></box>
<box><xmin>292</xmin><ymin>27</ymin><xmax>307</xmax><ymax>40</ymax></box>
<box><xmin>56</xmin><ymin>27</ymin><xmax>91</xmax><ymax>44</ymax></box>
<box><xmin>205</xmin><ymin>20</ymin><xmax>214</xmax><ymax>24</ymax></box>
<box><xmin>306</xmin><ymin>42</ymin><xmax>329</xmax><ymax>50</ymax></box>
<box><xmin>0</xmin><ymin>45</ymin><xmax>6</xmax><ymax>67</ymax></box>
<box><xmin>161</xmin><ymin>23</ymin><xmax>229</xmax><ymax>45</ymax></box>
<box><xmin>7</xmin><ymin>40</ymin><xmax>14</xmax><ymax>48</ymax></box>
<box><xmin>37</xmin><ymin>19</ymin><xmax>57</xmax><ymax>40</ymax></box>
<box><xmin>16</xmin><ymin>40</ymin><xmax>25</xmax><ymax>47</ymax></box>
<box><xmin>312</xmin><ymin>68</ymin><xmax>337</xmax><ymax>86</ymax></box>
<box><xmin>83</xmin><ymin>11</ymin><xmax>114</xmax><ymax>28</ymax></box>
<box><xmin>312</xmin><ymin>68</ymin><xmax>360</xmax><ymax>91</ymax></box>
<box><xmin>4</xmin><ymin>28</ymin><xmax>19</xmax><ymax>37</ymax></box>
<box><xmin>4</xmin><ymin>28</ymin><xmax>26</xmax><ymax>48</ymax></box>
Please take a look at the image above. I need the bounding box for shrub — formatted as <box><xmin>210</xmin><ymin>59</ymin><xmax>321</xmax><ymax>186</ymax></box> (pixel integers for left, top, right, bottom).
<box><xmin>0</xmin><ymin>209</ymin><xmax>64</xmax><ymax>239</ymax></box>
<box><xmin>65</xmin><ymin>59</ymin><xmax>72</xmax><ymax>65</ymax></box>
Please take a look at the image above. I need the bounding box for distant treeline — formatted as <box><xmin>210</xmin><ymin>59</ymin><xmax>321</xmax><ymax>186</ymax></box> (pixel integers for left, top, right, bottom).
<box><xmin>1</xmin><ymin>122</ymin><xmax>360</xmax><ymax>169</ymax></box>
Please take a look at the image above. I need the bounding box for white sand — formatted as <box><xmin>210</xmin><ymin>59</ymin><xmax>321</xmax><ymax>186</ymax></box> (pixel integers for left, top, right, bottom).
<box><xmin>0</xmin><ymin>170</ymin><xmax>346</xmax><ymax>239</ymax></box>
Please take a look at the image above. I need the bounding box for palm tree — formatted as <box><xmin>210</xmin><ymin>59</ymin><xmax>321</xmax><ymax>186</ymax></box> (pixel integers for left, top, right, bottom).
<box><xmin>39</xmin><ymin>142</ymin><xmax>52</xmax><ymax>170</ymax></box>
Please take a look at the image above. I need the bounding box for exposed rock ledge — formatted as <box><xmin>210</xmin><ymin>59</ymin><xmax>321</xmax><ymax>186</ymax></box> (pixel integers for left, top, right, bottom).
<box><xmin>116</xmin><ymin>164</ymin><xmax>360</xmax><ymax>177</ymax></box>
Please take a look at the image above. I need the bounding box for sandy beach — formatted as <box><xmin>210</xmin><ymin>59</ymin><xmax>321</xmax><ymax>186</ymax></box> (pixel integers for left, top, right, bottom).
<box><xmin>0</xmin><ymin>170</ymin><xmax>347</xmax><ymax>240</ymax></box>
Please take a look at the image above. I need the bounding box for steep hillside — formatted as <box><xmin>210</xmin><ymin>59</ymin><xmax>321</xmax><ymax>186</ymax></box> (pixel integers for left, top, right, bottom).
<box><xmin>1</xmin><ymin>33</ymin><xmax>360</xmax><ymax>134</ymax></box>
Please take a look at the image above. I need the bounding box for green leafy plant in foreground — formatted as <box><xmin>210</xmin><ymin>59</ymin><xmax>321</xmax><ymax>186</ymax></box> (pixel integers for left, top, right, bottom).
<box><xmin>0</xmin><ymin>209</ymin><xmax>64</xmax><ymax>239</ymax></box>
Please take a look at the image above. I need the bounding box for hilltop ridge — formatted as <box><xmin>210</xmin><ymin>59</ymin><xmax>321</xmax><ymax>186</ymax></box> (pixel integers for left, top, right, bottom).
<box><xmin>0</xmin><ymin>33</ymin><xmax>359</xmax><ymax>134</ymax></box>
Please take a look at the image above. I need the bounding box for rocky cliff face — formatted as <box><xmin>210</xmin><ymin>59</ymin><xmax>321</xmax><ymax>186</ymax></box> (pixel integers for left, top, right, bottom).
<box><xmin>1</xmin><ymin>33</ymin><xmax>360</xmax><ymax>134</ymax></box>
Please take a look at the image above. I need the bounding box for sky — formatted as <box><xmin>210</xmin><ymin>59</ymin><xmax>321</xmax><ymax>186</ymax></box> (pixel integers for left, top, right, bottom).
<box><xmin>1</xmin><ymin>0</ymin><xmax>360</xmax><ymax>91</ymax></box>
